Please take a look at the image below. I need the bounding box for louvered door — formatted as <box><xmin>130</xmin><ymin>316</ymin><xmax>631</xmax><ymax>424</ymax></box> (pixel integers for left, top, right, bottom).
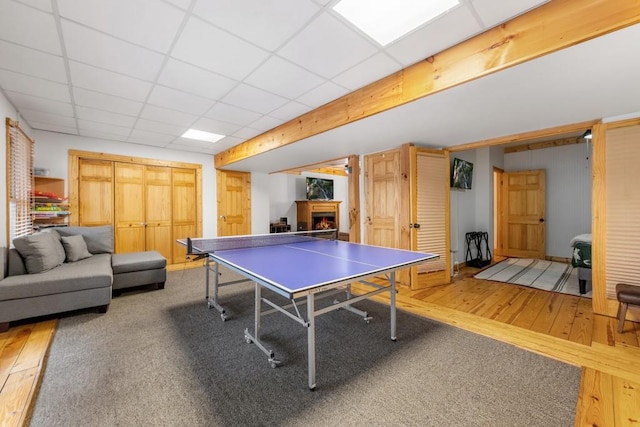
<box><xmin>411</xmin><ymin>148</ymin><xmax>451</xmax><ymax>289</ymax></box>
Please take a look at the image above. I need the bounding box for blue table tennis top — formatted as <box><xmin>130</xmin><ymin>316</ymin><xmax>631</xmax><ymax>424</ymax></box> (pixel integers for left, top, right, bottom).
<box><xmin>206</xmin><ymin>239</ymin><xmax>436</xmax><ymax>298</ymax></box>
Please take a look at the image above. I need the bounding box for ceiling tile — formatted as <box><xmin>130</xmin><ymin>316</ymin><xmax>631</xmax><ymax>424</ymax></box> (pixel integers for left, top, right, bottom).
<box><xmin>139</xmin><ymin>104</ymin><xmax>198</xmax><ymax>127</ymax></box>
<box><xmin>0</xmin><ymin>69</ymin><xmax>70</xmax><ymax>102</ymax></box>
<box><xmin>0</xmin><ymin>40</ymin><xmax>67</xmax><ymax>83</ymax></box>
<box><xmin>269</xmin><ymin>101</ymin><xmax>310</xmax><ymax>121</ymax></box>
<box><xmin>222</xmin><ymin>83</ymin><xmax>289</xmax><ymax>114</ymax></box>
<box><xmin>163</xmin><ymin>0</ymin><xmax>191</xmax><ymax>10</ymax></box>
<box><xmin>20</xmin><ymin>108</ymin><xmax>76</xmax><ymax>127</ymax></box>
<box><xmin>278</xmin><ymin>12</ymin><xmax>378</xmax><ymax>78</ymax></box>
<box><xmin>190</xmin><ymin>117</ymin><xmax>242</xmax><ymax>136</ymax></box>
<box><xmin>204</xmin><ymin>103</ymin><xmax>262</xmax><ymax>126</ymax></box>
<box><xmin>134</xmin><ymin>119</ymin><xmax>187</xmax><ymax>137</ymax></box>
<box><xmin>470</xmin><ymin>0</ymin><xmax>549</xmax><ymax>28</ymax></box>
<box><xmin>16</xmin><ymin>0</ymin><xmax>53</xmax><ymax>13</ymax></box>
<box><xmin>171</xmin><ymin>17</ymin><xmax>270</xmax><ymax>80</ymax></box>
<box><xmin>232</xmin><ymin>127</ymin><xmax>262</xmax><ymax>140</ymax></box>
<box><xmin>75</xmin><ymin>105</ymin><xmax>137</xmax><ymax>127</ymax></box>
<box><xmin>193</xmin><ymin>0</ymin><xmax>320</xmax><ymax>51</ymax></box>
<box><xmin>61</xmin><ymin>20</ymin><xmax>165</xmax><ymax>81</ymax></box>
<box><xmin>6</xmin><ymin>91</ymin><xmax>74</xmax><ymax>116</ymax></box>
<box><xmin>69</xmin><ymin>61</ymin><xmax>152</xmax><ymax>101</ymax></box>
<box><xmin>245</xmin><ymin>56</ymin><xmax>325</xmax><ymax>99</ymax></box>
<box><xmin>147</xmin><ymin>85</ymin><xmax>215</xmax><ymax>116</ymax></box>
<box><xmin>296</xmin><ymin>81</ymin><xmax>349</xmax><ymax>108</ymax></box>
<box><xmin>385</xmin><ymin>5</ymin><xmax>483</xmax><ymax>66</ymax></box>
<box><xmin>29</xmin><ymin>121</ymin><xmax>77</xmax><ymax>134</ymax></box>
<box><xmin>73</xmin><ymin>87</ymin><xmax>143</xmax><ymax>116</ymax></box>
<box><xmin>332</xmin><ymin>52</ymin><xmax>401</xmax><ymax>90</ymax></box>
<box><xmin>78</xmin><ymin>128</ymin><xmax>128</xmax><ymax>142</ymax></box>
<box><xmin>166</xmin><ymin>140</ymin><xmax>219</xmax><ymax>154</ymax></box>
<box><xmin>0</xmin><ymin>1</ymin><xmax>61</xmax><ymax>54</ymax></box>
<box><xmin>78</xmin><ymin>118</ymin><xmax>131</xmax><ymax>136</ymax></box>
<box><xmin>157</xmin><ymin>59</ymin><xmax>238</xmax><ymax>100</ymax></box>
<box><xmin>128</xmin><ymin>129</ymin><xmax>176</xmax><ymax>145</ymax></box>
<box><xmin>249</xmin><ymin>115</ymin><xmax>285</xmax><ymax>132</ymax></box>
<box><xmin>57</xmin><ymin>0</ymin><xmax>185</xmax><ymax>52</ymax></box>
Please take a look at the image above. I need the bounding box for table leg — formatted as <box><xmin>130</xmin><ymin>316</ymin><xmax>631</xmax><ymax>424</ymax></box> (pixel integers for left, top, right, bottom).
<box><xmin>205</xmin><ymin>256</ymin><xmax>210</xmax><ymax>301</ymax></box>
<box><xmin>390</xmin><ymin>272</ymin><xmax>397</xmax><ymax>341</ymax></box>
<box><xmin>307</xmin><ymin>293</ymin><xmax>316</xmax><ymax>391</ymax></box>
<box><xmin>244</xmin><ymin>283</ymin><xmax>280</xmax><ymax>368</ymax></box>
<box><xmin>205</xmin><ymin>257</ymin><xmax>226</xmax><ymax>321</ymax></box>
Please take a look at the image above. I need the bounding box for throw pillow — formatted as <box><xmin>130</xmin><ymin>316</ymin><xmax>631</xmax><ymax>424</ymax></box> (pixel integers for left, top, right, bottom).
<box><xmin>60</xmin><ymin>235</ymin><xmax>93</xmax><ymax>262</ymax></box>
<box><xmin>56</xmin><ymin>226</ymin><xmax>114</xmax><ymax>254</ymax></box>
<box><xmin>13</xmin><ymin>231</ymin><xmax>66</xmax><ymax>274</ymax></box>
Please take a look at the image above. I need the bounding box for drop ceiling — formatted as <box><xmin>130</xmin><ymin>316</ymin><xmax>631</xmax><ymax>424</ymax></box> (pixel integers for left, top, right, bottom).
<box><xmin>0</xmin><ymin>1</ymin><xmax>637</xmax><ymax>173</ymax></box>
<box><xmin>0</xmin><ymin>0</ymin><xmax>552</xmax><ymax>153</ymax></box>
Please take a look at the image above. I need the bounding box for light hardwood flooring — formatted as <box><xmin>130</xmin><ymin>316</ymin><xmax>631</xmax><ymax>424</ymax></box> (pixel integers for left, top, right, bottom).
<box><xmin>1</xmin><ymin>263</ymin><xmax>639</xmax><ymax>426</ymax></box>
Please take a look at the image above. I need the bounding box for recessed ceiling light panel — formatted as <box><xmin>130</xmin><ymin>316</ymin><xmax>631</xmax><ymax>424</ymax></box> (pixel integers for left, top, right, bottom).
<box><xmin>333</xmin><ymin>0</ymin><xmax>460</xmax><ymax>46</ymax></box>
<box><xmin>182</xmin><ymin>129</ymin><xmax>226</xmax><ymax>143</ymax></box>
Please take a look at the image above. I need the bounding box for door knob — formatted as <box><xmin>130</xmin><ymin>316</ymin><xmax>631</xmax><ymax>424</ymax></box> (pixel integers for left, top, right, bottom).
<box><xmin>219</xmin><ymin>215</ymin><xmax>226</xmax><ymax>221</ymax></box>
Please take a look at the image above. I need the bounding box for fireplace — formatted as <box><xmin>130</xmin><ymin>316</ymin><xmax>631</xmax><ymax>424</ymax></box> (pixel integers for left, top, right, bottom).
<box><xmin>312</xmin><ymin>212</ymin><xmax>336</xmax><ymax>230</ymax></box>
<box><xmin>295</xmin><ymin>200</ymin><xmax>341</xmax><ymax>232</ymax></box>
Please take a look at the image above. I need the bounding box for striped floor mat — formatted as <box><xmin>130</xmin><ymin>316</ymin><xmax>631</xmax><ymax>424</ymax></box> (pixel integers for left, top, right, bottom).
<box><xmin>474</xmin><ymin>258</ymin><xmax>592</xmax><ymax>298</ymax></box>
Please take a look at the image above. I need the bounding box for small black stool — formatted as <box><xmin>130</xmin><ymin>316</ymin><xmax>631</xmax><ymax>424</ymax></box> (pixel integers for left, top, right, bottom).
<box><xmin>616</xmin><ymin>283</ymin><xmax>640</xmax><ymax>333</ymax></box>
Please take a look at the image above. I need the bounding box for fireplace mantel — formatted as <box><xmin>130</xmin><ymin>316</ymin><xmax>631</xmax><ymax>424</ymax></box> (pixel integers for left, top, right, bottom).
<box><xmin>295</xmin><ymin>200</ymin><xmax>341</xmax><ymax>232</ymax></box>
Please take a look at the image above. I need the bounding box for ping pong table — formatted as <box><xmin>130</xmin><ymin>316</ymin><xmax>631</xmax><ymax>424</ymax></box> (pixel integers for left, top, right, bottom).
<box><xmin>180</xmin><ymin>230</ymin><xmax>437</xmax><ymax>390</ymax></box>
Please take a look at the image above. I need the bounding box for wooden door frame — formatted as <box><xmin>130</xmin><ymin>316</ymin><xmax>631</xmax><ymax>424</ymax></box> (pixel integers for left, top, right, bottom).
<box><xmin>493</xmin><ymin>167</ymin><xmax>504</xmax><ymax>258</ymax></box>
<box><xmin>68</xmin><ymin>150</ymin><xmax>202</xmax><ymax>239</ymax></box>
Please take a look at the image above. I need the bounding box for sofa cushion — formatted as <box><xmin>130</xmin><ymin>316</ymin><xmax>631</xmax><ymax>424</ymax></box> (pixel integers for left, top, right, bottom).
<box><xmin>61</xmin><ymin>235</ymin><xmax>93</xmax><ymax>262</ymax></box>
<box><xmin>112</xmin><ymin>251</ymin><xmax>166</xmax><ymax>274</ymax></box>
<box><xmin>13</xmin><ymin>231</ymin><xmax>66</xmax><ymax>274</ymax></box>
<box><xmin>0</xmin><ymin>253</ymin><xmax>113</xmax><ymax>300</ymax></box>
<box><xmin>56</xmin><ymin>226</ymin><xmax>114</xmax><ymax>254</ymax></box>
<box><xmin>8</xmin><ymin>249</ymin><xmax>27</xmax><ymax>276</ymax></box>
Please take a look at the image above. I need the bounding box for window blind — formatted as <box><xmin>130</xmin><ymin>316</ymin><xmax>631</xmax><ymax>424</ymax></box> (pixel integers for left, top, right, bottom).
<box><xmin>605</xmin><ymin>124</ymin><xmax>640</xmax><ymax>299</ymax></box>
<box><xmin>6</xmin><ymin>119</ymin><xmax>34</xmax><ymax>243</ymax></box>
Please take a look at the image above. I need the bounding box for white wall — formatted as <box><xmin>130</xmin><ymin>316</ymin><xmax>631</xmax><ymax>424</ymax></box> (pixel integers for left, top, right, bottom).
<box><xmin>450</xmin><ymin>150</ymin><xmax>482</xmax><ymax>264</ymax></box>
<box><xmin>267</xmin><ymin>172</ymin><xmax>349</xmax><ymax>233</ymax></box>
<box><xmin>505</xmin><ymin>142</ymin><xmax>592</xmax><ymax>258</ymax></box>
<box><xmin>251</xmin><ymin>171</ymin><xmax>270</xmax><ymax>235</ymax></box>
<box><xmin>33</xmin><ymin>131</ymin><xmax>218</xmax><ymax>238</ymax></box>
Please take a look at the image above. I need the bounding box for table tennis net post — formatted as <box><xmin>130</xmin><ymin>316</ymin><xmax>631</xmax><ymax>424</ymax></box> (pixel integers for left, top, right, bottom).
<box><xmin>186</xmin><ymin>229</ymin><xmax>338</xmax><ymax>254</ymax></box>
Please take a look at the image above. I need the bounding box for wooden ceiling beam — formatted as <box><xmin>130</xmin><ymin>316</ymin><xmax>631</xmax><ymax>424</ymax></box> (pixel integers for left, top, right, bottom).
<box><xmin>214</xmin><ymin>0</ymin><xmax>640</xmax><ymax>168</ymax></box>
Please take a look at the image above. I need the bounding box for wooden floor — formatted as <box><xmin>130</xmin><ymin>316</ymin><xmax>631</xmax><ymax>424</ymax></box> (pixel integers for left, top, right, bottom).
<box><xmin>1</xmin><ymin>264</ymin><xmax>639</xmax><ymax>426</ymax></box>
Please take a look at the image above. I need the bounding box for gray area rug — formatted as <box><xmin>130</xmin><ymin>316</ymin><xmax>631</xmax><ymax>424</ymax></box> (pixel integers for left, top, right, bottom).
<box><xmin>29</xmin><ymin>266</ymin><xmax>579</xmax><ymax>426</ymax></box>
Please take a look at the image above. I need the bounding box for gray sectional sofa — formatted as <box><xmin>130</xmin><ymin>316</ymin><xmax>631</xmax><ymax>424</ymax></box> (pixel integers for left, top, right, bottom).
<box><xmin>0</xmin><ymin>225</ymin><xmax>166</xmax><ymax>332</ymax></box>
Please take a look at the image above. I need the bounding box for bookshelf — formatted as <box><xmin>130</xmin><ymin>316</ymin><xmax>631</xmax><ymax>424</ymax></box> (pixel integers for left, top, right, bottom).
<box><xmin>32</xmin><ymin>176</ymin><xmax>69</xmax><ymax>229</ymax></box>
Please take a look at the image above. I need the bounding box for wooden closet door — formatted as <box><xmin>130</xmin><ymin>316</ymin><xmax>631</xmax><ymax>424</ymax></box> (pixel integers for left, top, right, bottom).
<box><xmin>114</xmin><ymin>162</ymin><xmax>146</xmax><ymax>253</ymax></box>
<box><xmin>145</xmin><ymin>166</ymin><xmax>172</xmax><ymax>261</ymax></box>
<box><xmin>78</xmin><ymin>159</ymin><xmax>113</xmax><ymax>226</ymax></box>
<box><xmin>172</xmin><ymin>168</ymin><xmax>197</xmax><ymax>264</ymax></box>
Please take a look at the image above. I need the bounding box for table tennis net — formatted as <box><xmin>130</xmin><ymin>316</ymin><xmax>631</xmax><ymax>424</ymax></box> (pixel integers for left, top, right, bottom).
<box><xmin>186</xmin><ymin>229</ymin><xmax>338</xmax><ymax>253</ymax></box>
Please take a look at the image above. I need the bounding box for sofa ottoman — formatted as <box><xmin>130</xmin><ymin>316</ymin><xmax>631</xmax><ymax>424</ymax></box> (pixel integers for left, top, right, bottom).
<box><xmin>112</xmin><ymin>251</ymin><xmax>167</xmax><ymax>293</ymax></box>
